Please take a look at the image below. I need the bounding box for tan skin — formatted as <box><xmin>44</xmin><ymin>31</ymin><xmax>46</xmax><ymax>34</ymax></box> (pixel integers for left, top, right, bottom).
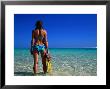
<box><xmin>32</xmin><ymin>29</ymin><xmax>48</xmax><ymax>74</ymax></box>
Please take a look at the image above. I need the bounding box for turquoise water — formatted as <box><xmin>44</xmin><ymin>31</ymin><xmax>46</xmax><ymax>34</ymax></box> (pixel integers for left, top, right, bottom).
<box><xmin>14</xmin><ymin>48</ymin><xmax>97</xmax><ymax>76</ymax></box>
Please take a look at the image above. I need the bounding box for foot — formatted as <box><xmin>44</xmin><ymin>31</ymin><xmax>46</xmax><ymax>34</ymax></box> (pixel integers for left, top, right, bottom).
<box><xmin>33</xmin><ymin>67</ymin><xmax>38</xmax><ymax>75</ymax></box>
<box><xmin>33</xmin><ymin>73</ymin><xmax>37</xmax><ymax>76</ymax></box>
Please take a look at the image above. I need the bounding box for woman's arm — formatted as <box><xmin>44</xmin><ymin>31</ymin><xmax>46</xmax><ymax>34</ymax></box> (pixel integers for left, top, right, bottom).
<box><xmin>32</xmin><ymin>30</ymin><xmax>35</xmax><ymax>45</ymax></box>
<box><xmin>30</xmin><ymin>30</ymin><xmax>34</xmax><ymax>54</ymax></box>
<box><xmin>44</xmin><ymin>30</ymin><xmax>48</xmax><ymax>49</ymax></box>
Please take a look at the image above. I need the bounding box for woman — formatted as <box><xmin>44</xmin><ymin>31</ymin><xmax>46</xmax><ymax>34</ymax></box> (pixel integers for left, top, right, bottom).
<box><xmin>31</xmin><ymin>20</ymin><xmax>48</xmax><ymax>74</ymax></box>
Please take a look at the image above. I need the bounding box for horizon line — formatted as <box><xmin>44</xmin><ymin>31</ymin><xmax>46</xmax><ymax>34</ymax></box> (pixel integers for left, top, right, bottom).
<box><xmin>14</xmin><ymin>47</ymin><xmax>97</xmax><ymax>49</ymax></box>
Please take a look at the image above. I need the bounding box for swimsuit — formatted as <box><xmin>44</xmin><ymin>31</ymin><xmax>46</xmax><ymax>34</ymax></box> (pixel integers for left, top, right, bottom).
<box><xmin>32</xmin><ymin>29</ymin><xmax>46</xmax><ymax>54</ymax></box>
<box><xmin>32</xmin><ymin>44</ymin><xmax>45</xmax><ymax>54</ymax></box>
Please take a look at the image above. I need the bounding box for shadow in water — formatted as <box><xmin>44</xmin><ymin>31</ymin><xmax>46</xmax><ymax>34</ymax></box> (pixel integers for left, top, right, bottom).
<box><xmin>14</xmin><ymin>72</ymin><xmax>46</xmax><ymax>76</ymax></box>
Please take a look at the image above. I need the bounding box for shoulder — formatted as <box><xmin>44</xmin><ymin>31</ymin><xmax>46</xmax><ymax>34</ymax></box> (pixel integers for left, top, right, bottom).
<box><xmin>43</xmin><ymin>29</ymin><xmax>47</xmax><ymax>34</ymax></box>
<box><xmin>32</xmin><ymin>29</ymin><xmax>39</xmax><ymax>33</ymax></box>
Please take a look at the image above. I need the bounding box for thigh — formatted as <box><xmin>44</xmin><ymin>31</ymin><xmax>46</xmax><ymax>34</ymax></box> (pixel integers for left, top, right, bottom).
<box><xmin>41</xmin><ymin>49</ymin><xmax>47</xmax><ymax>63</ymax></box>
<box><xmin>33</xmin><ymin>53</ymin><xmax>39</xmax><ymax>64</ymax></box>
<box><xmin>41</xmin><ymin>49</ymin><xmax>46</xmax><ymax>58</ymax></box>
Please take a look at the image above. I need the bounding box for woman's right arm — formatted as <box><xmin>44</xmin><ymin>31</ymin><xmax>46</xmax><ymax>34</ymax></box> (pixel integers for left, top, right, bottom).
<box><xmin>44</xmin><ymin>30</ymin><xmax>48</xmax><ymax>49</ymax></box>
<box><xmin>32</xmin><ymin>30</ymin><xmax>34</xmax><ymax>46</ymax></box>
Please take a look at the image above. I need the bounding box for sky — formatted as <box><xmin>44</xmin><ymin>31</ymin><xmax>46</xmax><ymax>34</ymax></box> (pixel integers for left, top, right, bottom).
<box><xmin>14</xmin><ymin>14</ymin><xmax>97</xmax><ymax>48</ymax></box>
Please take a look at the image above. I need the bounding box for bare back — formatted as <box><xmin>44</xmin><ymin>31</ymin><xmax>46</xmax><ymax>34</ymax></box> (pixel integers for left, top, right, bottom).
<box><xmin>32</xmin><ymin>29</ymin><xmax>47</xmax><ymax>45</ymax></box>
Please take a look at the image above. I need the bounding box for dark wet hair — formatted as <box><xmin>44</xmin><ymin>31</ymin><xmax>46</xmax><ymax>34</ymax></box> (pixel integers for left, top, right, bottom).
<box><xmin>35</xmin><ymin>20</ymin><xmax>43</xmax><ymax>30</ymax></box>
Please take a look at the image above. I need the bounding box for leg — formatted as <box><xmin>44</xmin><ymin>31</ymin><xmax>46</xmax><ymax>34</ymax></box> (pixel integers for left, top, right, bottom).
<box><xmin>41</xmin><ymin>50</ymin><xmax>47</xmax><ymax>73</ymax></box>
<box><xmin>33</xmin><ymin>52</ymin><xmax>39</xmax><ymax>74</ymax></box>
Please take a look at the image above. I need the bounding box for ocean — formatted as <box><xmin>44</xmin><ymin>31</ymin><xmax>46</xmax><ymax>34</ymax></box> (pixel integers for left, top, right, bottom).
<box><xmin>14</xmin><ymin>48</ymin><xmax>97</xmax><ymax>76</ymax></box>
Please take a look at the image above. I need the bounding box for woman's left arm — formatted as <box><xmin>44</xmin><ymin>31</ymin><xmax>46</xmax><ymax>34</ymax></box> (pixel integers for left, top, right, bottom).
<box><xmin>30</xmin><ymin>30</ymin><xmax>34</xmax><ymax>54</ymax></box>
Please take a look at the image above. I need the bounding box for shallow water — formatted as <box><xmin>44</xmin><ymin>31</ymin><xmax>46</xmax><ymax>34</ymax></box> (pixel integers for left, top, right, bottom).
<box><xmin>14</xmin><ymin>48</ymin><xmax>97</xmax><ymax>76</ymax></box>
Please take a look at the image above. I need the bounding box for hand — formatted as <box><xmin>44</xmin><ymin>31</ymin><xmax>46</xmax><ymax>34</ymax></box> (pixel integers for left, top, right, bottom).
<box><xmin>45</xmin><ymin>48</ymin><xmax>48</xmax><ymax>53</ymax></box>
<box><xmin>30</xmin><ymin>49</ymin><xmax>33</xmax><ymax>55</ymax></box>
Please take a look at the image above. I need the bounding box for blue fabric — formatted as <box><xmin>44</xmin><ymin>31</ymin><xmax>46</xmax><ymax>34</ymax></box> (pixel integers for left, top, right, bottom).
<box><xmin>33</xmin><ymin>44</ymin><xmax>45</xmax><ymax>52</ymax></box>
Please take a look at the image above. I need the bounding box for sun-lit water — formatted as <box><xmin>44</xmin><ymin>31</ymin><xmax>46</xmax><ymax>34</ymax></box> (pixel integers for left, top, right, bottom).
<box><xmin>14</xmin><ymin>48</ymin><xmax>97</xmax><ymax>76</ymax></box>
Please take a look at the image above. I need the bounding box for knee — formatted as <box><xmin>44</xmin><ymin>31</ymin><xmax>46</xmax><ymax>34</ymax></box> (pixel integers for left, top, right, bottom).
<box><xmin>36</xmin><ymin>62</ymin><xmax>38</xmax><ymax>64</ymax></box>
<box><xmin>42</xmin><ymin>59</ymin><xmax>46</xmax><ymax>65</ymax></box>
<box><xmin>35</xmin><ymin>61</ymin><xmax>38</xmax><ymax>64</ymax></box>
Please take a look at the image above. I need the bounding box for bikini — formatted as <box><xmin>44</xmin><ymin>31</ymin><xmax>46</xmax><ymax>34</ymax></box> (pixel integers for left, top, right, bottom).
<box><xmin>32</xmin><ymin>30</ymin><xmax>46</xmax><ymax>54</ymax></box>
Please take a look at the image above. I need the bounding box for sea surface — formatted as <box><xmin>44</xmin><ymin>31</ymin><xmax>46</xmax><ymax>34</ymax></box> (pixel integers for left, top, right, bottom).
<box><xmin>14</xmin><ymin>48</ymin><xmax>97</xmax><ymax>76</ymax></box>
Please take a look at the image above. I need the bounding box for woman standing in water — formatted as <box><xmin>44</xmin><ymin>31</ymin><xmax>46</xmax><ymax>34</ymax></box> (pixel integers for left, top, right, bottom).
<box><xmin>31</xmin><ymin>21</ymin><xmax>48</xmax><ymax>75</ymax></box>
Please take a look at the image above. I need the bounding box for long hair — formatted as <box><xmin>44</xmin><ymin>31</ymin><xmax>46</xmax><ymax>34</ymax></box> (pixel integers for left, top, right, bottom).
<box><xmin>35</xmin><ymin>20</ymin><xmax>43</xmax><ymax>30</ymax></box>
<box><xmin>35</xmin><ymin>20</ymin><xmax>43</xmax><ymax>36</ymax></box>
